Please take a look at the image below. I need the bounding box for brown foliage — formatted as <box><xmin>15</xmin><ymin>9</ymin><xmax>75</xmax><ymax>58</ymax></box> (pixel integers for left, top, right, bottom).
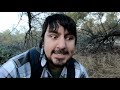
<box><xmin>73</xmin><ymin>49</ymin><xmax>120</xmax><ymax>78</ymax></box>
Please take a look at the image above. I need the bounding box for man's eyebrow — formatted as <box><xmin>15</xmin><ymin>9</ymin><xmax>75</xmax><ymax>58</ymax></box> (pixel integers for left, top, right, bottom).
<box><xmin>65</xmin><ymin>32</ymin><xmax>75</xmax><ymax>36</ymax></box>
<box><xmin>48</xmin><ymin>30</ymin><xmax>58</xmax><ymax>34</ymax></box>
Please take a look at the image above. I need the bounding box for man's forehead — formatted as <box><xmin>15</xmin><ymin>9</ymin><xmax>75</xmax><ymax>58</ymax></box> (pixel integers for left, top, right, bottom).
<box><xmin>47</xmin><ymin>26</ymin><xmax>71</xmax><ymax>34</ymax></box>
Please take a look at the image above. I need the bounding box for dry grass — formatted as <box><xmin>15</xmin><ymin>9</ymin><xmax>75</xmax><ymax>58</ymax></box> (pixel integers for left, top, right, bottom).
<box><xmin>73</xmin><ymin>52</ymin><xmax>120</xmax><ymax>78</ymax></box>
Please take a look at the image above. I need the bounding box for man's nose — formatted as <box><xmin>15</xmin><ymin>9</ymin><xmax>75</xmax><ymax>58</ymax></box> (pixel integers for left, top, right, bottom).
<box><xmin>57</xmin><ymin>37</ymin><xmax>66</xmax><ymax>49</ymax></box>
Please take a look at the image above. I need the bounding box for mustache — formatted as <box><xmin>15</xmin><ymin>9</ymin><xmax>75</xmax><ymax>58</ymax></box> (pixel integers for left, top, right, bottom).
<box><xmin>52</xmin><ymin>49</ymin><xmax>69</xmax><ymax>54</ymax></box>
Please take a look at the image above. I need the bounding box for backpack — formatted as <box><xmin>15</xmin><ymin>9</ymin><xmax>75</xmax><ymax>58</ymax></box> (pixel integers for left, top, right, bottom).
<box><xmin>28</xmin><ymin>47</ymin><xmax>75</xmax><ymax>78</ymax></box>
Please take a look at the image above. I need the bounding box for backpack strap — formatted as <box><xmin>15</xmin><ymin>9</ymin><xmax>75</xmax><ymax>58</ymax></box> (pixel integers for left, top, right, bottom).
<box><xmin>67</xmin><ymin>58</ymin><xmax>75</xmax><ymax>78</ymax></box>
<box><xmin>28</xmin><ymin>47</ymin><xmax>43</xmax><ymax>78</ymax></box>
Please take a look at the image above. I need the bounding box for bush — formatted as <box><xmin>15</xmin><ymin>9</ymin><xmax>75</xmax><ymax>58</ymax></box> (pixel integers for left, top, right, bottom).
<box><xmin>0</xmin><ymin>43</ymin><xmax>22</xmax><ymax>64</ymax></box>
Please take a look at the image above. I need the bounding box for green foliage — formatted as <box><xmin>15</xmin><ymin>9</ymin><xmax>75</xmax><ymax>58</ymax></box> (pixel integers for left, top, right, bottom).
<box><xmin>0</xmin><ymin>29</ymin><xmax>26</xmax><ymax>64</ymax></box>
<box><xmin>65</xmin><ymin>12</ymin><xmax>88</xmax><ymax>23</ymax></box>
<box><xmin>24</xmin><ymin>29</ymin><xmax>42</xmax><ymax>49</ymax></box>
<box><xmin>0</xmin><ymin>43</ymin><xmax>22</xmax><ymax>64</ymax></box>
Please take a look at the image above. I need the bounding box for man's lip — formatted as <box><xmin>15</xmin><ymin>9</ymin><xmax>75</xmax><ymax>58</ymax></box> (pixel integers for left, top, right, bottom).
<box><xmin>53</xmin><ymin>54</ymin><xmax>66</xmax><ymax>59</ymax></box>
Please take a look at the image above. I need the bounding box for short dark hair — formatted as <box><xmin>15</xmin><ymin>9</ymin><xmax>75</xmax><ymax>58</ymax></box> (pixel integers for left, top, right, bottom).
<box><xmin>39</xmin><ymin>14</ymin><xmax>77</xmax><ymax>47</ymax></box>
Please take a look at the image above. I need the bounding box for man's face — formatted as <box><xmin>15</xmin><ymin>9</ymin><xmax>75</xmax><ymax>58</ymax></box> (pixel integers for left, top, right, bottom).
<box><xmin>43</xmin><ymin>24</ymin><xmax>76</xmax><ymax>66</ymax></box>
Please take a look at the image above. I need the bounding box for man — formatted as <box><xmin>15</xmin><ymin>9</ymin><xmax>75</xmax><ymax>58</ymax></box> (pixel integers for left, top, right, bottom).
<box><xmin>0</xmin><ymin>14</ymin><xmax>88</xmax><ymax>78</ymax></box>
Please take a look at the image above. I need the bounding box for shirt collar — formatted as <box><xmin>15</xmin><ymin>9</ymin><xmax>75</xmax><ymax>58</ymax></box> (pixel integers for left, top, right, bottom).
<box><xmin>41</xmin><ymin>54</ymin><xmax>47</xmax><ymax>67</ymax></box>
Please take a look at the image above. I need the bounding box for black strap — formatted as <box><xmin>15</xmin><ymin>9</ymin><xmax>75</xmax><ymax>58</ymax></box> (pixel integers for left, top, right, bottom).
<box><xmin>67</xmin><ymin>58</ymin><xmax>75</xmax><ymax>78</ymax></box>
<box><xmin>28</xmin><ymin>47</ymin><xmax>43</xmax><ymax>78</ymax></box>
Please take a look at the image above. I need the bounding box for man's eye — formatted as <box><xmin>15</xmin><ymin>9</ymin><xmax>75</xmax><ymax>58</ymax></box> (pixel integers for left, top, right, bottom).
<box><xmin>66</xmin><ymin>36</ymin><xmax>74</xmax><ymax>40</ymax></box>
<box><xmin>50</xmin><ymin>35</ymin><xmax>58</xmax><ymax>39</ymax></box>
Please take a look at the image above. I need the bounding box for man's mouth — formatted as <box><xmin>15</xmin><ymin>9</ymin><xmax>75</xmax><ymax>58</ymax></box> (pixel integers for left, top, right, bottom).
<box><xmin>51</xmin><ymin>49</ymin><xmax>69</xmax><ymax>59</ymax></box>
<box><xmin>54</xmin><ymin>54</ymin><xmax>66</xmax><ymax>59</ymax></box>
<box><xmin>52</xmin><ymin>49</ymin><xmax>69</xmax><ymax>55</ymax></box>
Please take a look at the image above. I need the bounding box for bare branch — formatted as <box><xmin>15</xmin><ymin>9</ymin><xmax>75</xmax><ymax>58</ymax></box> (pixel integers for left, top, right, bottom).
<box><xmin>9</xmin><ymin>12</ymin><xmax>23</xmax><ymax>34</ymax></box>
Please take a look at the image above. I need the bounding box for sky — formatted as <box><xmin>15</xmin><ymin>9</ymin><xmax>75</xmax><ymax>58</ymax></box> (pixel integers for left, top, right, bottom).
<box><xmin>0</xmin><ymin>12</ymin><xmax>28</xmax><ymax>33</ymax></box>
<box><xmin>0</xmin><ymin>12</ymin><xmax>114</xmax><ymax>34</ymax></box>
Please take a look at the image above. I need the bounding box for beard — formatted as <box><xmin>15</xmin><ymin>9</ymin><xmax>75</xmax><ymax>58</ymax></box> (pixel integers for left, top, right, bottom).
<box><xmin>45</xmin><ymin>50</ymin><xmax>69</xmax><ymax>68</ymax></box>
<box><xmin>44</xmin><ymin>48</ymin><xmax>71</xmax><ymax>68</ymax></box>
<box><xmin>47</xmin><ymin>58</ymin><xmax>65</xmax><ymax>68</ymax></box>
<box><xmin>51</xmin><ymin>49</ymin><xmax>69</xmax><ymax>55</ymax></box>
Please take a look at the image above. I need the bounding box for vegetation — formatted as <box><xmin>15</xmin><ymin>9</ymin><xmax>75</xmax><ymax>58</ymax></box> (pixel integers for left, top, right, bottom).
<box><xmin>1</xmin><ymin>12</ymin><xmax>120</xmax><ymax>78</ymax></box>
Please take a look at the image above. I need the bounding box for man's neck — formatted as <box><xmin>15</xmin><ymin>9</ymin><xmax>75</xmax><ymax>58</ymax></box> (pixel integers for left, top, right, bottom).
<box><xmin>47</xmin><ymin>61</ymin><xmax>63</xmax><ymax>78</ymax></box>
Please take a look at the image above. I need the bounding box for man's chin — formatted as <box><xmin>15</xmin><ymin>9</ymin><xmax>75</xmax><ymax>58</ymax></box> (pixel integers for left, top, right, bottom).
<box><xmin>52</xmin><ymin>59</ymin><xmax>66</xmax><ymax>67</ymax></box>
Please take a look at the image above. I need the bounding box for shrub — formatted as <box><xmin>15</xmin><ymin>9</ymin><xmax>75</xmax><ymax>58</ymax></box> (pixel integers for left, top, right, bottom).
<box><xmin>0</xmin><ymin>43</ymin><xmax>22</xmax><ymax>64</ymax></box>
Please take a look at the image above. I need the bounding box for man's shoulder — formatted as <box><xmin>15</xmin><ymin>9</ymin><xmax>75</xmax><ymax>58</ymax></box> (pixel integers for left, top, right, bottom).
<box><xmin>73</xmin><ymin>58</ymin><xmax>89</xmax><ymax>78</ymax></box>
<box><xmin>0</xmin><ymin>50</ymin><xmax>31</xmax><ymax>78</ymax></box>
<box><xmin>10</xmin><ymin>51</ymin><xmax>28</xmax><ymax>61</ymax></box>
<box><xmin>73</xmin><ymin>58</ymin><xmax>85</xmax><ymax>70</ymax></box>
<box><xmin>7</xmin><ymin>50</ymin><xmax>29</xmax><ymax>67</ymax></box>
